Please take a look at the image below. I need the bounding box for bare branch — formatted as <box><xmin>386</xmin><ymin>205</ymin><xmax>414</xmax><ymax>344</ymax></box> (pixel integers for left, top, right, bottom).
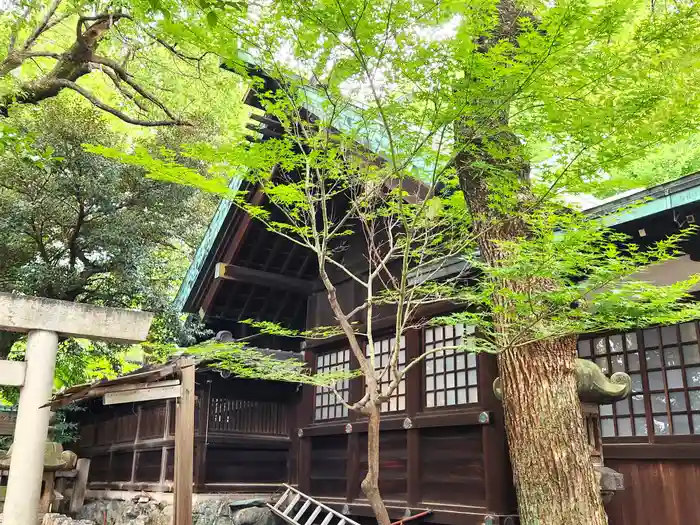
<box><xmin>23</xmin><ymin>0</ymin><xmax>64</xmax><ymax>51</ymax></box>
<box><xmin>24</xmin><ymin>51</ymin><xmax>62</xmax><ymax>60</ymax></box>
<box><xmin>145</xmin><ymin>30</ymin><xmax>212</xmax><ymax>63</ymax></box>
<box><xmin>96</xmin><ymin>66</ymin><xmax>151</xmax><ymax>113</ymax></box>
<box><xmin>50</xmin><ymin>79</ymin><xmax>189</xmax><ymax>127</ymax></box>
<box><xmin>90</xmin><ymin>55</ymin><xmax>179</xmax><ymax>121</ymax></box>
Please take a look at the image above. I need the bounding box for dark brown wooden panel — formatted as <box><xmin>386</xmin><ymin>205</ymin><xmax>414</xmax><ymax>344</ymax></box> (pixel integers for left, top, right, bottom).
<box><xmin>79</xmin><ymin>423</ymin><xmax>95</xmax><ymax>447</ymax></box>
<box><xmin>139</xmin><ymin>402</ymin><xmax>167</xmax><ymax>440</ymax></box>
<box><xmin>135</xmin><ymin>450</ymin><xmax>163</xmax><ymax>483</ymax></box>
<box><xmin>604</xmin><ymin>442</ymin><xmax>700</xmax><ymax>460</ymax></box>
<box><xmin>419</xmin><ymin>426</ymin><xmax>485</xmax><ymax>506</ymax></box>
<box><xmin>165</xmin><ymin>448</ymin><xmax>174</xmax><ymax>481</ymax></box>
<box><xmin>358</xmin><ymin>431</ymin><xmax>407</xmax><ymax>501</ymax></box>
<box><xmin>168</xmin><ymin>400</ymin><xmax>176</xmax><ymax>436</ymax></box>
<box><xmin>110</xmin><ymin>450</ymin><xmax>134</xmax><ymax>482</ymax></box>
<box><xmin>89</xmin><ymin>454</ymin><xmax>111</xmax><ymax>483</ymax></box>
<box><xmin>204</xmin><ymin>446</ymin><xmax>288</xmax><ymax>483</ymax></box>
<box><xmin>114</xmin><ymin>411</ymin><xmax>138</xmax><ymax>443</ymax></box>
<box><xmin>94</xmin><ymin>417</ymin><xmax>115</xmax><ymax>445</ymax></box>
<box><xmin>606</xmin><ymin>459</ymin><xmax>700</xmax><ymax>525</ymax></box>
<box><xmin>310</xmin><ymin>435</ymin><xmax>347</xmax><ymax>497</ymax></box>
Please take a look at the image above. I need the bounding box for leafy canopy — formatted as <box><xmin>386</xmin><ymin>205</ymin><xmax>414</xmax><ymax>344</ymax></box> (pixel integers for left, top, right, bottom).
<box><xmin>103</xmin><ymin>0</ymin><xmax>700</xmax><ymax>354</ymax></box>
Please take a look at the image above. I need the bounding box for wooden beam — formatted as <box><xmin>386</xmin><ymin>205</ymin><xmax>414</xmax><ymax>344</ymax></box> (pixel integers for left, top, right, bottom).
<box><xmin>193</xmin><ymin>380</ymin><xmax>211</xmax><ymax>490</ymax></box>
<box><xmin>250</xmin><ymin>113</ymin><xmax>283</xmax><ymax>130</ymax></box>
<box><xmin>103</xmin><ymin>384</ymin><xmax>181</xmax><ymax>405</ymax></box>
<box><xmin>69</xmin><ymin>458</ymin><xmax>90</xmax><ymax>513</ymax></box>
<box><xmin>245</xmin><ymin>122</ymin><xmax>283</xmax><ymax>139</ymax></box>
<box><xmin>236</xmin><ymin>232</ymin><xmax>283</xmax><ymax>321</ymax></box>
<box><xmin>0</xmin><ymin>361</ymin><xmax>26</xmax><ymax>387</ymax></box>
<box><xmin>103</xmin><ymin>379</ymin><xmax>181</xmax><ymax>395</ymax></box>
<box><xmin>215</xmin><ymin>262</ymin><xmax>315</xmax><ymax>295</ymax></box>
<box><xmin>173</xmin><ymin>359</ymin><xmax>195</xmax><ymax>525</ymax></box>
<box><xmin>198</xmin><ymin>188</ymin><xmax>265</xmax><ymax>317</ymax></box>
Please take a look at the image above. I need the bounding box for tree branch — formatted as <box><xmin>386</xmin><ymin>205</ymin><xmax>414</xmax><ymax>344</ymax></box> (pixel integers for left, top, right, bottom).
<box><xmin>49</xmin><ymin>79</ymin><xmax>189</xmax><ymax>127</ymax></box>
<box><xmin>90</xmin><ymin>55</ymin><xmax>181</xmax><ymax>122</ymax></box>
<box><xmin>23</xmin><ymin>0</ymin><xmax>64</xmax><ymax>51</ymax></box>
<box><xmin>96</xmin><ymin>65</ymin><xmax>152</xmax><ymax>113</ymax></box>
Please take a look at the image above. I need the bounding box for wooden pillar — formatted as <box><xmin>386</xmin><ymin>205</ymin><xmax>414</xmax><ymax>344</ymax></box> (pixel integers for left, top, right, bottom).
<box><xmin>69</xmin><ymin>458</ymin><xmax>90</xmax><ymax>513</ymax></box>
<box><xmin>346</xmin><ymin>346</ymin><xmax>363</xmax><ymax>503</ymax></box>
<box><xmin>174</xmin><ymin>358</ymin><xmax>195</xmax><ymax>525</ymax></box>
<box><xmin>298</xmin><ymin>349</ymin><xmax>315</xmax><ymax>494</ymax></box>
<box><xmin>194</xmin><ymin>378</ymin><xmax>211</xmax><ymax>490</ymax></box>
<box><xmin>479</xmin><ymin>352</ymin><xmax>515</xmax><ymax>515</ymax></box>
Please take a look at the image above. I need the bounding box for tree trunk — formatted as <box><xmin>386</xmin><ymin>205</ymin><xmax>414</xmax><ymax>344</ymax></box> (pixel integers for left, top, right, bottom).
<box><xmin>453</xmin><ymin>1</ymin><xmax>610</xmax><ymax>521</ymax></box>
<box><xmin>0</xmin><ymin>17</ymin><xmax>117</xmax><ymax>114</ymax></box>
<box><xmin>498</xmin><ymin>337</ymin><xmax>607</xmax><ymax>525</ymax></box>
<box><xmin>361</xmin><ymin>404</ymin><xmax>391</xmax><ymax>525</ymax></box>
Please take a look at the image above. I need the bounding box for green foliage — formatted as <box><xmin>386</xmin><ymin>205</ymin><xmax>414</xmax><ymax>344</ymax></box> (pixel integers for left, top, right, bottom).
<box><xmin>105</xmin><ymin>0</ymin><xmax>700</xmax><ymax>357</ymax></box>
<box><xmin>144</xmin><ymin>340</ymin><xmax>359</xmax><ymax>387</ymax></box>
<box><xmin>0</xmin><ymin>97</ymin><xmax>216</xmax><ymax>385</ymax></box>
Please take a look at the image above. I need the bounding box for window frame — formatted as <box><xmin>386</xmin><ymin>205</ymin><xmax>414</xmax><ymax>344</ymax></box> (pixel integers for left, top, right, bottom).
<box><xmin>579</xmin><ymin>332</ymin><xmax>647</xmax><ymax>441</ymax></box>
<box><xmin>367</xmin><ymin>334</ymin><xmax>407</xmax><ymax>413</ymax></box>
<box><xmin>579</xmin><ymin>320</ymin><xmax>700</xmax><ymax>444</ymax></box>
<box><xmin>313</xmin><ymin>347</ymin><xmax>352</xmax><ymax>422</ymax></box>
<box><xmin>307</xmin><ymin>320</ymin><xmax>483</xmax><ymax>427</ymax></box>
<box><xmin>422</xmin><ymin>323</ymin><xmax>479</xmax><ymax>412</ymax></box>
<box><xmin>641</xmin><ymin>323</ymin><xmax>700</xmax><ymax>439</ymax></box>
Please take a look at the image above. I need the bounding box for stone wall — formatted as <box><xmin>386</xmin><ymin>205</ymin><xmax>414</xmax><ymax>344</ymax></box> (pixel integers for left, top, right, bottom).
<box><xmin>40</xmin><ymin>495</ymin><xmax>281</xmax><ymax>525</ymax></box>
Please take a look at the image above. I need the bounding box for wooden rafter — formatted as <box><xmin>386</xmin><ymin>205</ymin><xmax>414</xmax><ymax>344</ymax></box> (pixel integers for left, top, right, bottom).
<box><xmin>198</xmin><ymin>188</ymin><xmax>265</xmax><ymax>318</ymax></box>
<box><xmin>241</xmin><ymin>235</ymin><xmax>289</xmax><ymax>321</ymax></box>
<box><xmin>273</xmin><ymin>249</ymin><xmax>315</xmax><ymax>324</ymax></box>
<box><xmin>215</xmin><ymin>263</ymin><xmax>315</xmax><ymax>295</ymax></box>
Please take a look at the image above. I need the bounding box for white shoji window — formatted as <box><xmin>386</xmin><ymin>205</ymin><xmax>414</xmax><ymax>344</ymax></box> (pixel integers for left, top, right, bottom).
<box><xmin>641</xmin><ymin>323</ymin><xmax>700</xmax><ymax>436</ymax></box>
<box><xmin>369</xmin><ymin>336</ymin><xmax>406</xmax><ymax>412</ymax></box>
<box><xmin>578</xmin><ymin>322</ymin><xmax>700</xmax><ymax>438</ymax></box>
<box><xmin>314</xmin><ymin>349</ymin><xmax>351</xmax><ymax>421</ymax></box>
<box><xmin>578</xmin><ymin>332</ymin><xmax>646</xmax><ymax>438</ymax></box>
<box><xmin>424</xmin><ymin>324</ymin><xmax>478</xmax><ymax>408</ymax></box>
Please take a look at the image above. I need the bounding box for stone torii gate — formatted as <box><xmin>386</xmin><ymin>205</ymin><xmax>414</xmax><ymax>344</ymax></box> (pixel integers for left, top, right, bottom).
<box><xmin>0</xmin><ymin>292</ymin><xmax>153</xmax><ymax>525</ymax></box>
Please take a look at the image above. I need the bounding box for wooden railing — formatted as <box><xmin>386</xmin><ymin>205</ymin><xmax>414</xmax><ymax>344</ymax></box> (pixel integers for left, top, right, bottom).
<box><xmin>208</xmin><ymin>398</ymin><xmax>288</xmax><ymax>436</ymax></box>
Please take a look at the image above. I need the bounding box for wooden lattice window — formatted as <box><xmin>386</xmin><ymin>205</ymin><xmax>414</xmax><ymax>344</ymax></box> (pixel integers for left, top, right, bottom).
<box><xmin>578</xmin><ymin>332</ymin><xmax>646</xmax><ymax>438</ymax></box>
<box><xmin>424</xmin><ymin>324</ymin><xmax>478</xmax><ymax>408</ymax></box>
<box><xmin>314</xmin><ymin>348</ymin><xmax>351</xmax><ymax>421</ymax></box>
<box><xmin>642</xmin><ymin>323</ymin><xmax>700</xmax><ymax>436</ymax></box>
<box><xmin>369</xmin><ymin>336</ymin><xmax>406</xmax><ymax>412</ymax></box>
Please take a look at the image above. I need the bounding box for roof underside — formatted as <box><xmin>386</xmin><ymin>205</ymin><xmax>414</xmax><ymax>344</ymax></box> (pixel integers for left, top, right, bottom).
<box><xmin>176</xmin><ymin>60</ymin><xmax>700</xmax><ymax>338</ymax></box>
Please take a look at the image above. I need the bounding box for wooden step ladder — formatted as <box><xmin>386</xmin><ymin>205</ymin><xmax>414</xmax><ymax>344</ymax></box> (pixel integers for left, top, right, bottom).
<box><xmin>268</xmin><ymin>484</ymin><xmax>361</xmax><ymax>525</ymax></box>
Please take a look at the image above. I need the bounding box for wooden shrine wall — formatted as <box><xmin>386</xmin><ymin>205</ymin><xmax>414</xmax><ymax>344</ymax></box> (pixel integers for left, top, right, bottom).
<box><xmin>296</xmin><ymin>330</ymin><xmax>517</xmax><ymax>525</ymax></box>
<box><xmin>73</xmin><ymin>373</ymin><xmax>299</xmax><ymax>493</ymax></box>
<box><xmin>603</xmin><ymin>446</ymin><xmax>700</xmax><ymax>525</ymax></box>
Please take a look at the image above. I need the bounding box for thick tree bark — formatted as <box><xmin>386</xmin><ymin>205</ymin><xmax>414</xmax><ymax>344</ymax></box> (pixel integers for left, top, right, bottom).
<box><xmin>361</xmin><ymin>404</ymin><xmax>391</xmax><ymax>525</ymax></box>
<box><xmin>458</xmin><ymin>141</ymin><xmax>609</xmax><ymax>523</ymax></box>
<box><xmin>454</xmin><ymin>4</ymin><xmax>608</xmax><ymax>521</ymax></box>
<box><xmin>0</xmin><ymin>17</ymin><xmax>112</xmax><ymax>114</ymax></box>
<box><xmin>0</xmin><ymin>13</ymin><xmax>187</xmax><ymax>126</ymax></box>
<box><xmin>498</xmin><ymin>338</ymin><xmax>607</xmax><ymax>525</ymax></box>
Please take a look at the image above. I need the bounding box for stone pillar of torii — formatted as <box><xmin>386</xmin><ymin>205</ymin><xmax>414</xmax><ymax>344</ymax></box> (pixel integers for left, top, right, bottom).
<box><xmin>0</xmin><ymin>292</ymin><xmax>153</xmax><ymax>525</ymax></box>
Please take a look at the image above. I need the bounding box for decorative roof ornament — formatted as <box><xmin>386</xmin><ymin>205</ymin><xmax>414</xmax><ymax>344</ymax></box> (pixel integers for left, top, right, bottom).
<box><xmin>492</xmin><ymin>358</ymin><xmax>632</xmax><ymax>405</ymax></box>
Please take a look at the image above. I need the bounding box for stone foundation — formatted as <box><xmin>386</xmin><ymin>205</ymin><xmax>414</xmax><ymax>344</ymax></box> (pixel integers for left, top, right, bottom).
<box><xmin>39</xmin><ymin>494</ymin><xmax>280</xmax><ymax>525</ymax></box>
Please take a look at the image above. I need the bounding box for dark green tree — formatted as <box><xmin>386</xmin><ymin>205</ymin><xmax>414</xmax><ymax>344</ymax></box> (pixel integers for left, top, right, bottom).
<box><xmin>0</xmin><ymin>96</ymin><xmax>215</xmax><ymax>364</ymax></box>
